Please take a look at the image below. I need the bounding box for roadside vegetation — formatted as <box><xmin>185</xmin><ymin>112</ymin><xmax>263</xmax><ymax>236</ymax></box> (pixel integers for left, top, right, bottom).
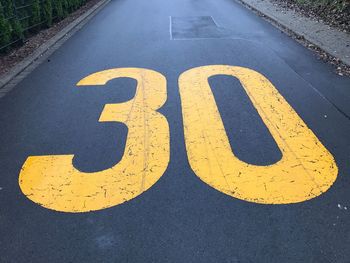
<box><xmin>0</xmin><ymin>0</ymin><xmax>91</xmax><ymax>52</ymax></box>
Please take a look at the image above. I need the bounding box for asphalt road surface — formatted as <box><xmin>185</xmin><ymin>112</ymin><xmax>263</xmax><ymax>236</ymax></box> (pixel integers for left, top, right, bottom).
<box><xmin>1</xmin><ymin>0</ymin><xmax>350</xmax><ymax>262</ymax></box>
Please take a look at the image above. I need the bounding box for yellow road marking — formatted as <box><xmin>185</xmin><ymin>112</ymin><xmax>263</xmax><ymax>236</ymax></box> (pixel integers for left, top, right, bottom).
<box><xmin>19</xmin><ymin>65</ymin><xmax>338</xmax><ymax>211</ymax></box>
<box><xmin>19</xmin><ymin>68</ymin><xmax>170</xmax><ymax>212</ymax></box>
<box><xmin>179</xmin><ymin>65</ymin><xmax>337</xmax><ymax>204</ymax></box>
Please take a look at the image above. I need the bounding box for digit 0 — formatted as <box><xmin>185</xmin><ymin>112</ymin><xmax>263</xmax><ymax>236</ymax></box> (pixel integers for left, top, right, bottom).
<box><xmin>179</xmin><ymin>65</ymin><xmax>337</xmax><ymax>204</ymax></box>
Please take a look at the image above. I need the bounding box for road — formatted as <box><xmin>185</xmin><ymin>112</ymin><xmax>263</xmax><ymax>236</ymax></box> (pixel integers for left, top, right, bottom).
<box><xmin>1</xmin><ymin>0</ymin><xmax>350</xmax><ymax>262</ymax></box>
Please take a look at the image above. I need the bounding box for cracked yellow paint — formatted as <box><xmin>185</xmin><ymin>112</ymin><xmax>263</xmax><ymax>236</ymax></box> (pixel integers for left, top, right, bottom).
<box><xmin>179</xmin><ymin>65</ymin><xmax>338</xmax><ymax>204</ymax></box>
<box><xmin>19</xmin><ymin>68</ymin><xmax>169</xmax><ymax>212</ymax></box>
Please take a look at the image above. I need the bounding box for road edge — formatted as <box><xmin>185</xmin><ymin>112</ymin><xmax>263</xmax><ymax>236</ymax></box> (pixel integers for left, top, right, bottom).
<box><xmin>0</xmin><ymin>0</ymin><xmax>111</xmax><ymax>97</ymax></box>
<box><xmin>236</xmin><ymin>0</ymin><xmax>350</xmax><ymax>68</ymax></box>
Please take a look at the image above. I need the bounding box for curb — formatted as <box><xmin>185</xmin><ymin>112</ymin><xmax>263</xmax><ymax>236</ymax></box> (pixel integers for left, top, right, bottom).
<box><xmin>236</xmin><ymin>0</ymin><xmax>350</xmax><ymax>68</ymax></box>
<box><xmin>0</xmin><ymin>0</ymin><xmax>111</xmax><ymax>96</ymax></box>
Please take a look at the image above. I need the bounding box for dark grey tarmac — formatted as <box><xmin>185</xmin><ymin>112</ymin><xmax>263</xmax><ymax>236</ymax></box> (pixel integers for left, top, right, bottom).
<box><xmin>1</xmin><ymin>0</ymin><xmax>350</xmax><ymax>262</ymax></box>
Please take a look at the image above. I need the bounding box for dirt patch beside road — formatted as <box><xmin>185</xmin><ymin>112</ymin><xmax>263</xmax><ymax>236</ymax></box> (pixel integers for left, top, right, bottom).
<box><xmin>271</xmin><ymin>0</ymin><xmax>349</xmax><ymax>33</ymax></box>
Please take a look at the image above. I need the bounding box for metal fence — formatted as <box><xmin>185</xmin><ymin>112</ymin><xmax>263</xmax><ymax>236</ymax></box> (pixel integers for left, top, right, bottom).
<box><xmin>0</xmin><ymin>0</ymin><xmax>87</xmax><ymax>52</ymax></box>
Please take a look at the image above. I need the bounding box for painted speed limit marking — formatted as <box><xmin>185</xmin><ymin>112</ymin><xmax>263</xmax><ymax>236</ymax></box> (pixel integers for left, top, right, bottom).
<box><xmin>19</xmin><ymin>65</ymin><xmax>338</xmax><ymax>213</ymax></box>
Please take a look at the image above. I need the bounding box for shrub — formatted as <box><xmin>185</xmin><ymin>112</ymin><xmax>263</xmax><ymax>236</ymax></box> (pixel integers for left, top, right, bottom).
<box><xmin>11</xmin><ymin>19</ymin><xmax>23</xmax><ymax>40</ymax></box>
<box><xmin>42</xmin><ymin>0</ymin><xmax>53</xmax><ymax>27</ymax></box>
<box><xmin>53</xmin><ymin>0</ymin><xmax>64</xmax><ymax>20</ymax></box>
<box><xmin>0</xmin><ymin>2</ymin><xmax>11</xmax><ymax>49</ymax></box>
<box><xmin>62</xmin><ymin>0</ymin><xmax>70</xmax><ymax>17</ymax></box>
<box><xmin>30</xmin><ymin>0</ymin><xmax>41</xmax><ymax>30</ymax></box>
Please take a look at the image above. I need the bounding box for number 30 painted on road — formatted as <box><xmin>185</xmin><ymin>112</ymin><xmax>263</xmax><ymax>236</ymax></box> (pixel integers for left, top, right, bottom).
<box><xmin>19</xmin><ymin>66</ymin><xmax>338</xmax><ymax>213</ymax></box>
